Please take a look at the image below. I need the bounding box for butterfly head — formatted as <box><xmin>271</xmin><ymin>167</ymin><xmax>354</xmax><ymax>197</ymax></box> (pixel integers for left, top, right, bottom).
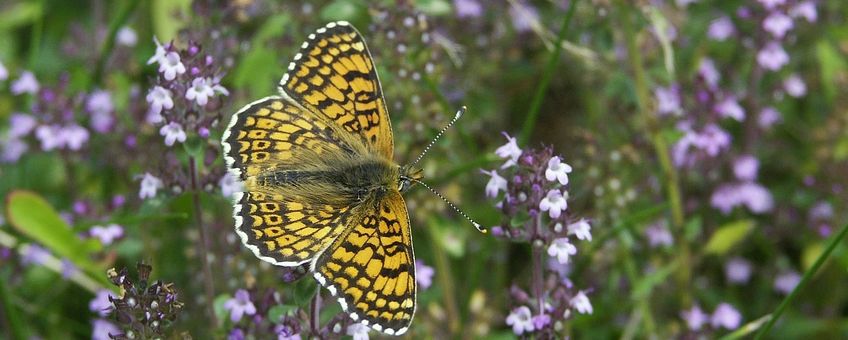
<box><xmin>398</xmin><ymin>164</ymin><xmax>423</xmax><ymax>193</ymax></box>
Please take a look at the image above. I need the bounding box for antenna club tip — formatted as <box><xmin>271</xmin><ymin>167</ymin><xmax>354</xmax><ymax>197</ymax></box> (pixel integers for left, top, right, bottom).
<box><xmin>473</xmin><ymin>222</ymin><xmax>487</xmax><ymax>233</ymax></box>
<box><xmin>455</xmin><ymin>106</ymin><xmax>467</xmax><ymax>119</ymax></box>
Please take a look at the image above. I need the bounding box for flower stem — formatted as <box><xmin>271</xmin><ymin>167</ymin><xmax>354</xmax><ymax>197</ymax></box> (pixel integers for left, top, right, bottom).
<box><xmin>617</xmin><ymin>0</ymin><xmax>689</xmax><ymax>305</ymax></box>
<box><xmin>518</xmin><ymin>0</ymin><xmax>580</xmax><ymax>144</ymax></box>
<box><xmin>310</xmin><ymin>290</ymin><xmax>321</xmax><ymax>334</ymax></box>
<box><xmin>753</xmin><ymin>221</ymin><xmax>848</xmax><ymax>339</ymax></box>
<box><xmin>188</xmin><ymin>155</ymin><xmax>218</xmax><ymax>327</ymax></box>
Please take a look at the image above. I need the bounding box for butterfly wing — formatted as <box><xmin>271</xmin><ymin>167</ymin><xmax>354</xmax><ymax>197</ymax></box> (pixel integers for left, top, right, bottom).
<box><xmin>313</xmin><ymin>190</ymin><xmax>416</xmax><ymax>335</ymax></box>
<box><xmin>222</xmin><ymin>96</ymin><xmax>362</xmax><ymax>266</ymax></box>
<box><xmin>278</xmin><ymin>21</ymin><xmax>394</xmax><ymax>160</ymax></box>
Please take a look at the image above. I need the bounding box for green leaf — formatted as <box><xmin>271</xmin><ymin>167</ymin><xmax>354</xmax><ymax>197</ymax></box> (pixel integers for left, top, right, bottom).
<box><xmin>268</xmin><ymin>304</ymin><xmax>298</xmax><ymax>322</ymax></box>
<box><xmin>816</xmin><ymin>40</ymin><xmax>846</xmax><ymax>103</ymax></box>
<box><xmin>414</xmin><ymin>0</ymin><xmax>452</xmax><ymax>16</ymax></box>
<box><xmin>233</xmin><ymin>47</ymin><xmax>277</xmax><ymax>97</ymax></box>
<box><xmin>214</xmin><ymin>294</ymin><xmax>232</xmax><ymax>322</ymax></box>
<box><xmin>0</xmin><ymin>1</ymin><xmax>44</xmax><ymax>31</ymax></box>
<box><xmin>320</xmin><ymin>0</ymin><xmax>365</xmax><ymax>23</ymax></box>
<box><xmin>293</xmin><ymin>278</ymin><xmax>318</xmax><ymax>307</ymax></box>
<box><xmin>631</xmin><ymin>259</ymin><xmax>679</xmax><ymax>301</ymax></box>
<box><xmin>5</xmin><ymin>191</ymin><xmax>102</xmax><ymax>272</ymax></box>
<box><xmin>704</xmin><ymin>220</ymin><xmax>754</xmax><ymax>255</ymax></box>
<box><xmin>253</xmin><ymin>14</ymin><xmax>290</xmax><ymax>44</ymax></box>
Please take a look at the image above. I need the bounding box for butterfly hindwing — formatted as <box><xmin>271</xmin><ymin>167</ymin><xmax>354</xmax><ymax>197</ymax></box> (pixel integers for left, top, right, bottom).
<box><xmin>278</xmin><ymin>21</ymin><xmax>394</xmax><ymax>160</ymax></box>
<box><xmin>313</xmin><ymin>190</ymin><xmax>416</xmax><ymax>335</ymax></box>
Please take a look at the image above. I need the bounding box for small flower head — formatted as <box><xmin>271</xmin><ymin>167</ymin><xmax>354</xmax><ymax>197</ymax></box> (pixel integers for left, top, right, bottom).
<box><xmin>11</xmin><ymin>71</ymin><xmax>40</xmax><ymax>95</ymax></box>
<box><xmin>89</xmin><ymin>289</ymin><xmax>116</xmax><ymax>317</ymax></box>
<box><xmin>481</xmin><ymin>169</ymin><xmax>508</xmax><ymax>198</ymax></box>
<box><xmin>454</xmin><ymin>0</ymin><xmax>482</xmax><ymax>18</ymax></box>
<box><xmin>757</xmin><ymin>42</ymin><xmax>790</xmax><ymax>71</ymax></box>
<box><xmin>708</xmin><ymin>16</ymin><xmax>735</xmax><ymax>41</ymax></box>
<box><xmin>547</xmin><ymin>238</ymin><xmax>577</xmax><ymax>264</ymax></box>
<box><xmin>90</xmin><ymin>224</ymin><xmax>124</xmax><ymax>245</ymax></box>
<box><xmin>681</xmin><ymin>305</ymin><xmax>708</xmax><ymax>331</ymax></box>
<box><xmin>645</xmin><ymin>222</ymin><xmax>673</xmax><ymax>248</ymax></box>
<box><xmin>715</xmin><ymin>96</ymin><xmax>745</xmax><ymax>121</ymax></box>
<box><xmin>505</xmin><ymin>305</ymin><xmax>535</xmax><ymax>335</ymax></box>
<box><xmin>158</xmin><ymin>51</ymin><xmax>186</xmax><ymax>81</ymax></box>
<box><xmin>655</xmin><ymin>85</ymin><xmax>682</xmax><ymax>116</ymax></box>
<box><xmin>116</xmin><ymin>27</ymin><xmax>138</xmax><ymax>47</ymax></box>
<box><xmin>139</xmin><ymin>173</ymin><xmax>164</xmax><ymax>199</ymax></box>
<box><xmin>415</xmin><ymin>259</ymin><xmax>435</xmax><ymax>290</ymax></box>
<box><xmin>146</xmin><ymin>86</ymin><xmax>174</xmax><ymax>120</ymax></box>
<box><xmin>495</xmin><ymin>133</ymin><xmax>522</xmax><ymax>168</ymax></box>
<box><xmin>568</xmin><ymin>219</ymin><xmax>592</xmax><ymax>241</ymax></box>
<box><xmin>763</xmin><ymin>11</ymin><xmax>794</xmax><ymax>39</ymax></box>
<box><xmin>725</xmin><ymin>257</ymin><xmax>753</xmax><ymax>284</ymax></box>
<box><xmin>545</xmin><ymin>156</ymin><xmax>572</xmax><ymax>186</ymax></box>
<box><xmin>783</xmin><ymin>74</ymin><xmax>806</xmax><ymax>97</ymax></box>
<box><xmin>92</xmin><ymin>319</ymin><xmax>121</xmax><ymax>340</ymax></box>
<box><xmin>733</xmin><ymin>155</ymin><xmax>759</xmax><ymax>182</ymax></box>
<box><xmin>790</xmin><ymin>1</ymin><xmax>817</xmax><ymax>22</ymax></box>
<box><xmin>711</xmin><ymin>303</ymin><xmax>742</xmax><ymax>330</ymax></box>
<box><xmin>223</xmin><ymin>289</ymin><xmax>257</xmax><ymax>322</ymax></box>
<box><xmin>539</xmin><ymin>189</ymin><xmax>567</xmax><ymax>219</ymax></box>
<box><xmin>570</xmin><ymin>291</ymin><xmax>593</xmax><ymax>314</ymax></box>
<box><xmin>346</xmin><ymin>323</ymin><xmax>370</xmax><ymax>340</ymax></box>
<box><xmin>159</xmin><ymin>122</ymin><xmax>187</xmax><ymax>146</ymax></box>
<box><xmin>774</xmin><ymin>271</ymin><xmax>801</xmax><ymax>294</ymax></box>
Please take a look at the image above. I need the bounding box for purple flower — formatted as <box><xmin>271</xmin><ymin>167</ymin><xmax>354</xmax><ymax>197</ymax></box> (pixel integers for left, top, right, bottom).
<box><xmin>454</xmin><ymin>0</ymin><xmax>482</xmax><ymax>18</ymax></box>
<box><xmin>11</xmin><ymin>71</ymin><xmax>39</xmax><ymax>95</ymax></box>
<box><xmin>509</xmin><ymin>1</ymin><xmax>539</xmax><ymax>33</ymax></box>
<box><xmin>90</xmin><ymin>224</ymin><xmax>124</xmax><ymax>245</ymax></box>
<box><xmin>763</xmin><ymin>12</ymin><xmax>794</xmax><ymax>38</ymax></box>
<box><xmin>783</xmin><ymin>74</ymin><xmax>806</xmax><ymax>97</ymax></box>
<box><xmin>274</xmin><ymin>324</ymin><xmax>301</xmax><ymax>340</ymax></box>
<box><xmin>758</xmin><ymin>107</ymin><xmax>782</xmax><ymax>128</ymax></box>
<box><xmin>758</xmin><ymin>0</ymin><xmax>786</xmax><ymax>10</ymax></box>
<box><xmin>346</xmin><ymin>323</ymin><xmax>370</xmax><ymax>340</ymax></box>
<box><xmin>62</xmin><ymin>124</ymin><xmax>90</xmax><ymax>150</ymax></box>
<box><xmin>733</xmin><ymin>155</ymin><xmax>759</xmax><ymax>181</ymax></box>
<box><xmin>681</xmin><ymin>305</ymin><xmax>708</xmax><ymax>330</ymax></box>
<box><xmin>86</xmin><ymin>90</ymin><xmax>115</xmax><ymax>133</ymax></box>
<box><xmin>158</xmin><ymin>51</ymin><xmax>186</xmax><ymax>81</ymax></box>
<box><xmin>481</xmin><ymin>169</ymin><xmax>507</xmax><ymax>198</ymax></box>
<box><xmin>92</xmin><ymin>319</ymin><xmax>121</xmax><ymax>340</ymax></box>
<box><xmin>547</xmin><ymin>238</ymin><xmax>577</xmax><ymax>264</ymax></box>
<box><xmin>116</xmin><ymin>26</ymin><xmax>138</xmax><ymax>47</ymax></box>
<box><xmin>147</xmin><ymin>37</ymin><xmax>167</xmax><ymax>65</ymax></box>
<box><xmin>696</xmin><ymin>124</ymin><xmax>731</xmax><ymax>156</ymax></box>
<box><xmin>644</xmin><ymin>222</ymin><xmax>673</xmax><ymax>247</ymax></box>
<box><xmin>711</xmin><ymin>182</ymin><xmax>774</xmax><ymax>214</ymax></box>
<box><xmin>185</xmin><ymin>77</ymin><xmax>229</xmax><ymax>106</ymax></box>
<box><xmin>139</xmin><ymin>172</ymin><xmax>164</xmax><ymax>199</ymax></box>
<box><xmin>1</xmin><ymin>138</ymin><xmax>27</xmax><ymax>162</ymax></box>
<box><xmin>89</xmin><ymin>289</ymin><xmax>116</xmax><ymax>317</ymax></box>
<box><xmin>495</xmin><ymin>132</ymin><xmax>522</xmax><ymax>168</ymax></box>
<box><xmin>61</xmin><ymin>258</ymin><xmax>78</xmax><ymax>278</ymax></box>
<box><xmin>228</xmin><ymin>328</ymin><xmax>245</xmax><ymax>340</ymax></box>
<box><xmin>725</xmin><ymin>257</ymin><xmax>753</xmax><ymax>284</ymax></box>
<box><xmin>810</xmin><ymin>201</ymin><xmax>833</xmax><ymax>220</ymax></box>
<box><xmin>544</xmin><ymin>156</ymin><xmax>572</xmax><ymax>185</ymax></box>
<box><xmin>415</xmin><ymin>259</ymin><xmax>435</xmax><ymax>289</ymax></box>
<box><xmin>223</xmin><ymin>289</ymin><xmax>257</xmax><ymax>322</ymax></box>
<box><xmin>21</xmin><ymin>244</ymin><xmax>50</xmax><ymax>266</ymax></box>
<box><xmin>571</xmin><ymin>291</ymin><xmax>593</xmax><ymax>314</ymax></box>
<box><xmin>568</xmin><ymin>219</ymin><xmax>592</xmax><ymax>241</ymax></box>
<box><xmin>711</xmin><ymin>303</ymin><xmax>742</xmax><ymax>330</ymax></box>
<box><xmin>159</xmin><ymin>122</ymin><xmax>187</xmax><ymax>146</ymax></box>
<box><xmin>715</xmin><ymin>96</ymin><xmax>745</xmax><ymax>121</ymax></box>
<box><xmin>532</xmin><ymin>313</ymin><xmax>551</xmax><ymax>329</ymax></box>
<box><xmin>655</xmin><ymin>85</ymin><xmax>682</xmax><ymax>116</ymax></box>
<box><xmin>699</xmin><ymin>58</ymin><xmax>720</xmax><ymax>89</ymax></box>
<box><xmin>757</xmin><ymin>42</ymin><xmax>789</xmax><ymax>71</ymax></box>
<box><xmin>505</xmin><ymin>306</ymin><xmax>535</xmax><ymax>335</ymax></box>
<box><xmin>146</xmin><ymin>86</ymin><xmax>174</xmax><ymax>123</ymax></box>
<box><xmin>219</xmin><ymin>172</ymin><xmax>243</xmax><ymax>199</ymax></box>
<box><xmin>708</xmin><ymin>16</ymin><xmax>735</xmax><ymax>41</ymax></box>
<box><xmin>774</xmin><ymin>271</ymin><xmax>801</xmax><ymax>294</ymax></box>
<box><xmin>790</xmin><ymin>1</ymin><xmax>817</xmax><ymax>22</ymax></box>
<box><xmin>539</xmin><ymin>189</ymin><xmax>567</xmax><ymax>219</ymax></box>
<box><xmin>8</xmin><ymin>113</ymin><xmax>37</xmax><ymax>138</ymax></box>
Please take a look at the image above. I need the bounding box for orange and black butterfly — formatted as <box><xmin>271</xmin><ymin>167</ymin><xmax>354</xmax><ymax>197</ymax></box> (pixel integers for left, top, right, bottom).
<box><xmin>222</xmin><ymin>21</ymin><xmax>425</xmax><ymax>335</ymax></box>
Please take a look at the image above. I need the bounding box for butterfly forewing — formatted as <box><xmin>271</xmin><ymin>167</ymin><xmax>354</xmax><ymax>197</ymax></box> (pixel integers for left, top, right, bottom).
<box><xmin>278</xmin><ymin>21</ymin><xmax>394</xmax><ymax>159</ymax></box>
<box><xmin>314</xmin><ymin>190</ymin><xmax>416</xmax><ymax>335</ymax></box>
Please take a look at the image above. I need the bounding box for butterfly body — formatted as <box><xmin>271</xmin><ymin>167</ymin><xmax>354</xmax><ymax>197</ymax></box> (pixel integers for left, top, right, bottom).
<box><xmin>222</xmin><ymin>22</ymin><xmax>421</xmax><ymax>335</ymax></box>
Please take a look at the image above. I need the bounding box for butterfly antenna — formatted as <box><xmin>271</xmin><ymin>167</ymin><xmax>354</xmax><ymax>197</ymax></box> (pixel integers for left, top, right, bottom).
<box><xmin>404</xmin><ymin>177</ymin><xmax>487</xmax><ymax>234</ymax></box>
<box><xmin>410</xmin><ymin>106</ymin><xmax>466</xmax><ymax>167</ymax></box>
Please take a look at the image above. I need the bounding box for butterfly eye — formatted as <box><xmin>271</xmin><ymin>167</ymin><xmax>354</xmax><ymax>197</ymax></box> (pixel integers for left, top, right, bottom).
<box><xmin>398</xmin><ymin>178</ymin><xmax>412</xmax><ymax>192</ymax></box>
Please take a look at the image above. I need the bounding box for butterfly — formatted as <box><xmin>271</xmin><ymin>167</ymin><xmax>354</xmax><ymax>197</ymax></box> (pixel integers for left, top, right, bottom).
<box><xmin>221</xmin><ymin>21</ymin><xmax>426</xmax><ymax>335</ymax></box>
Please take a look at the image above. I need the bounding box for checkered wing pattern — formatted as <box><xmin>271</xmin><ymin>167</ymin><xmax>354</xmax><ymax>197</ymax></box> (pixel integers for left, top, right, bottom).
<box><xmin>314</xmin><ymin>190</ymin><xmax>416</xmax><ymax>335</ymax></box>
<box><xmin>279</xmin><ymin>21</ymin><xmax>394</xmax><ymax>160</ymax></box>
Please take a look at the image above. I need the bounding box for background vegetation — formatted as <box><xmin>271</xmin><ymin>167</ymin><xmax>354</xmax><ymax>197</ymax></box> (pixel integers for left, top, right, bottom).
<box><xmin>1</xmin><ymin>0</ymin><xmax>846</xmax><ymax>339</ymax></box>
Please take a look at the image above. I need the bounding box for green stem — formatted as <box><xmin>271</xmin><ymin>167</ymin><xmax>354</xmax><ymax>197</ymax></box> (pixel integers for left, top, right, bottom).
<box><xmin>618</xmin><ymin>1</ymin><xmax>689</xmax><ymax>305</ymax></box>
<box><xmin>90</xmin><ymin>0</ymin><xmax>141</xmax><ymax>89</ymax></box>
<box><xmin>188</xmin><ymin>155</ymin><xmax>218</xmax><ymax>327</ymax></box>
<box><xmin>518</xmin><ymin>0</ymin><xmax>580</xmax><ymax>144</ymax></box>
<box><xmin>427</xmin><ymin>222</ymin><xmax>460</xmax><ymax>335</ymax></box>
<box><xmin>753</xmin><ymin>221</ymin><xmax>848</xmax><ymax>339</ymax></box>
